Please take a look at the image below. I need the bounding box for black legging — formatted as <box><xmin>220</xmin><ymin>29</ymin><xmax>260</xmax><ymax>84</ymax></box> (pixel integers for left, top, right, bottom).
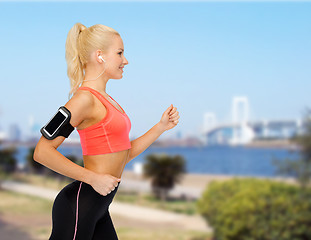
<box><xmin>49</xmin><ymin>180</ymin><xmax>120</xmax><ymax>240</ymax></box>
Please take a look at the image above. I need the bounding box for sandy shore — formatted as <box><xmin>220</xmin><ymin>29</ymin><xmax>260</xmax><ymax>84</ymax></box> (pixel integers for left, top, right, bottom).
<box><xmin>244</xmin><ymin>139</ymin><xmax>300</xmax><ymax>150</ymax></box>
<box><xmin>122</xmin><ymin>170</ymin><xmax>297</xmax><ymax>190</ymax></box>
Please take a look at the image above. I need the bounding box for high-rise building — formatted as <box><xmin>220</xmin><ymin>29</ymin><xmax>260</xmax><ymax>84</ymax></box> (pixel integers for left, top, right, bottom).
<box><xmin>9</xmin><ymin>123</ymin><xmax>22</xmax><ymax>142</ymax></box>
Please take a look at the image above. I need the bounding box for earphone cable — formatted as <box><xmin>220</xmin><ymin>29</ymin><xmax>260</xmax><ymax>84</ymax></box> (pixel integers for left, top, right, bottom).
<box><xmin>83</xmin><ymin>64</ymin><xmax>106</xmax><ymax>82</ymax></box>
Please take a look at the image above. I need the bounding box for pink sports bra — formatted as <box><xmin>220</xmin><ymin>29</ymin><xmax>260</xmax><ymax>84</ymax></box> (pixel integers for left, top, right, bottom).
<box><xmin>76</xmin><ymin>86</ymin><xmax>132</xmax><ymax>156</ymax></box>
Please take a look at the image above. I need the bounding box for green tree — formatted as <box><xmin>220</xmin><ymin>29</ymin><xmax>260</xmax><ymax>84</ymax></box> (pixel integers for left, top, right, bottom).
<box><xmin>273</xmin><ymin>107</ymin><xmax>311</xmax><ymax>189</ymax></box>
<box><xmin>0</xmin><ymin>145</ymin><xmax>17</xmax><ymax>189</ymax></box>
<box><xmin>0</xmin><ymin>146</ymin><xmax>17</xmax><ymax>172</ymax></box>
<box><xmin>27</xmin><ymin>147</ymin><xmax>45</xmax><ymax>174</ymax></box>
<box><xmin>143</xmin><ymin>153</ymin><xmax>186</xmax><ymax>201</ymax></box>
<box><xmin>197</xmin><ymin>178</ymin><xmax>311</xmax><ymax>240</ymax></box>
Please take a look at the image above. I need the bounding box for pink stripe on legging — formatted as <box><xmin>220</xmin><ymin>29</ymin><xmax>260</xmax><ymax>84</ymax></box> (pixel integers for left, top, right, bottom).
<box><xmin>73</xmin><ymin>182</ymin><xmax>82</xmax><ymax>240</ymax></box>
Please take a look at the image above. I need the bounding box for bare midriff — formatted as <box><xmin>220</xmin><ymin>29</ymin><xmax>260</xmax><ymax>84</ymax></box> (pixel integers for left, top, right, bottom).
<box><xmin>82</xmin><ymin>150</ymin><xmax>130</xmax><ymax>179</ymax></box>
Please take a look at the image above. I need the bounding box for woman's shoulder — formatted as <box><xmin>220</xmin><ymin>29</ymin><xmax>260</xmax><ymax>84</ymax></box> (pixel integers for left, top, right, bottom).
<box><xmin>69</xmin><ymin>89</ymin><xmax>95</xmax><ymax>110</ymax></box>
<box><xmin>64</xmin><ymin>89</ymin><xmax>95</xmax><ymax>125</ymax></box>
<box><xmin>73</xmin><ymin>87</ymin><xmax>94</xmax><ymax>103</ymax></box>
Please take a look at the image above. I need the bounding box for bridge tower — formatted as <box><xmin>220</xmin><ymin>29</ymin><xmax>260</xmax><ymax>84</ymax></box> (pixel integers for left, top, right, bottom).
<box><xmin>203</xmin><ymin>112</ymin><xmax>217</xmax><ymax>133</ymax></box>
<box><xmin>231</xmin><ymin>96</ymin><xmax>255</xmax><ymax>145</ymax></box>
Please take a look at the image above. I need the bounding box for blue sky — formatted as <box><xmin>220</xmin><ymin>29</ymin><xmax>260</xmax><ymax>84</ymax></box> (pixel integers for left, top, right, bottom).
<box><xmin>0</xmin><ymin>1</ymin><xmax>310</xmax><ymax>140</ymax></box>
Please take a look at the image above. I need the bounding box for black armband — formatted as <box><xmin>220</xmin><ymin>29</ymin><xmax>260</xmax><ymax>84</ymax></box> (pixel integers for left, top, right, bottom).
<box><xmin>40</xmin><ymin>106</ymin><xmax>75</xmax><ymax>140</ymax></box>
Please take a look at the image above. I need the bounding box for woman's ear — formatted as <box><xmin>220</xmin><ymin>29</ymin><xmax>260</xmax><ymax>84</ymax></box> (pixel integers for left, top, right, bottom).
<box><xmin>94</xmin><ymin>49</ymin><xmax>105</xmax><ymax>63</ymax></box>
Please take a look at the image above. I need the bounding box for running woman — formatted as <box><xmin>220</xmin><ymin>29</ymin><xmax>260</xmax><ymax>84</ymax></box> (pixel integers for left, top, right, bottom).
<box><xmin>33</xmin><ymin>22</ymin><xmax>180</xmax><ymax>240</ymax></box>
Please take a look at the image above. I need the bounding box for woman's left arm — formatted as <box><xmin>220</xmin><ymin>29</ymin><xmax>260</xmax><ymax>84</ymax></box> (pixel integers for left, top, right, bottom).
<box><xmin>127</xmin><ymin>104</ymin><xmax>180</xmax><ymax>164</ymax></box>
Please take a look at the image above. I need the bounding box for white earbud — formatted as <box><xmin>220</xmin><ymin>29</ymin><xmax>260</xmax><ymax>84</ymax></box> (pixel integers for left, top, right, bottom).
<box><xmin>99</xmin><ymin>56</ymin><xmax>106</xmax><ymax>62</ymax></box>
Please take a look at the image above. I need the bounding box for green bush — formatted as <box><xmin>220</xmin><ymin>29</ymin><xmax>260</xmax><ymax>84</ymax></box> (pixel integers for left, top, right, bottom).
<box><xmin>196</xmin><ymin>178</ymin><xmax>311</xmax><ymax>240</ymax></box>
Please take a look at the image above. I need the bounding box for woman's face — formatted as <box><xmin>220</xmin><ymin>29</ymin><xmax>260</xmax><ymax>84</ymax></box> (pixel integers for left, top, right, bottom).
<box><xmin>103</xmin><ymin>35</ymin><xmax>128</xmax><ymax>79</ymax></box>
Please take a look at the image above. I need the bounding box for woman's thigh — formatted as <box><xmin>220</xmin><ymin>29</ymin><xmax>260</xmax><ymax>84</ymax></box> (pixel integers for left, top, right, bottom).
<box><xmin>91</xmin><ymin>211</ymin><xmax>118</xmax><ymax>240</ymax></box>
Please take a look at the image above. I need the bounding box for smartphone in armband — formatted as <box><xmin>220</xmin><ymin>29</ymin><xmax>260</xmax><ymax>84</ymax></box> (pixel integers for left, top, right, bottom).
<box><xmin>40</xmin><ymin>106</ymin><xmax>74</xmax><ymax>140</ymax></box>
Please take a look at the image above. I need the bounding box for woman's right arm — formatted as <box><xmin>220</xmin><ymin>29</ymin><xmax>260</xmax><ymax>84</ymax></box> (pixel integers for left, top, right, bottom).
<box><xmin>34</xmin><ymin>135</ymin><xmax>96</xmax><ymax>184</ymax></box>
<box><xmin>33</xmin><ymin>91</ymin><xmax>95</xmax><ymax>184</ymax></box>
<box><xmin>33</xmin><ymin>91</ymin><xmax>120</xmax><ymax>195</ymax></box>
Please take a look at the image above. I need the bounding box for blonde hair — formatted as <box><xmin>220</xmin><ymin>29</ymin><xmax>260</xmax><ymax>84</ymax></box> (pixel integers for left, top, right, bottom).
<box><xmin>65</xmin><ymin>23</ymin><xmax>120</xmax><ymax>99</ymax></box>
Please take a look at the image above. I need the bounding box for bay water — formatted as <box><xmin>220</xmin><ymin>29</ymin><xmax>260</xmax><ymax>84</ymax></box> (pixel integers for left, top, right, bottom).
<box><xmin>14</xmin><ymin>144</ymin><xmax>300</xmax><ymax>177</ymax></box>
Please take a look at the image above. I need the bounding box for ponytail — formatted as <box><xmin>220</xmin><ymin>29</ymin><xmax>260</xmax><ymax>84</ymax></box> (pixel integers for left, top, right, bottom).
<box><xmin>65</xmin><ymin>23</ymin><xmax>87</xmax><ymax>100</ymax></box>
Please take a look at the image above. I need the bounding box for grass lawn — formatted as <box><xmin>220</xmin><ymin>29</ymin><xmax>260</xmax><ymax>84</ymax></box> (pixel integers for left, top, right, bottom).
<box><xmin>0</xmin><ymin>189</ymin><xmax>212</xmax><ymax>240</ymax></box>
<box><xmin>0</xmin><ymin>188</ymin><xmax>53</xmax><ymax>240</ymax></box>
<box><xmin>115</xmin><ymin>190</ymin><xmax>198</xmax><ymax>215</ymax></box>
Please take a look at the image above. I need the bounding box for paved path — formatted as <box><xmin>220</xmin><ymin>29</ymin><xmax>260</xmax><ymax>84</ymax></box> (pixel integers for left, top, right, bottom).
<box><xmin>119</xmin><ymin>178</ymin><xmax>202</xmax><ymax>200</ymax></box>
<box><xmin>0</xmin><ymin>218</ymin><xmax>32</xmax><ymax>240</ymax></box>
<box><xmin>1</xmin><ymin>180</ymin><xmax>212</xmax><ymax>233</ymax></box>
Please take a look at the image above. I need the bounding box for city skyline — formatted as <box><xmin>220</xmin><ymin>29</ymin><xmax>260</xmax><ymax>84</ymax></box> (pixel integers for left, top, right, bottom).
<box><xmin>0</xmin><ymin>94</ymin><xmax>302</xmax><ymax>143</ymax></box>
<box><xmin>0</xmin><ymin>1</ymin><xmax>310</xmax><ymax>139</ymax></box>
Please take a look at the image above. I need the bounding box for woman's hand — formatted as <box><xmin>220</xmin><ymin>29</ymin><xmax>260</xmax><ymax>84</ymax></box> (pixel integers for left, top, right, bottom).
<box><xmin>89</xmin><ymin>173</ymin><xmax>121</xmax><ymax>196</ymax></box>
<box><xmin>158</xmin><ymin>104</ymin><xmax>180</xmax><ymax>132</ymax></box>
